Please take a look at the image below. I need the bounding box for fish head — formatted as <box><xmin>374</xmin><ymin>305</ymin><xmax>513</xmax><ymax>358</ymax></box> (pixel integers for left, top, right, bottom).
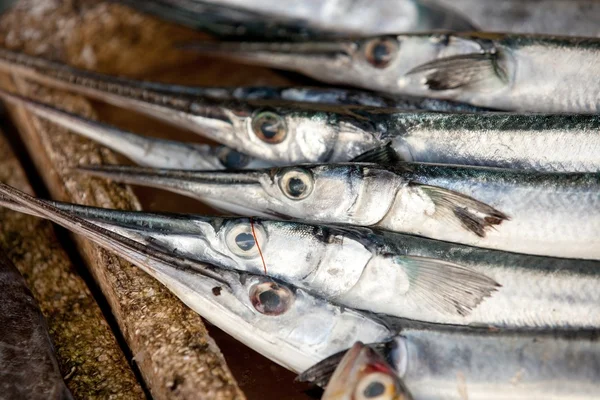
<box><xmin>247</xmin><ymin>164</ymin><xmax>404</xmax><ymax>225</ymax></box>
<box><xmin>322</xmin><ymin>342</ymin><xmax>412</xmax><ymax>400</ymax></box>
<box><xmin>208</xmin><ymin>104</ymin><xmax>381</xmax><ymax>165</ymax></box>
<box><xmin>0</xmin><ymin>182</ymin><xmax>393</xmax><ymax>374</ymax></box>
<box><xmin>188</xmin><ymin>36</ymin><xmax>418</xmax><ymax>93</ymax></box>
<box><xmin>193</xmin><ymin>217</ymin><xmax>374</xmax><ymax>298</ymax></box>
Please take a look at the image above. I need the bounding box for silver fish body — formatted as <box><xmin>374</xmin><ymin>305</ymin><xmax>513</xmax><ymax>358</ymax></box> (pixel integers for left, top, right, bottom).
<box><xmin>6</xmin><ymin>198</ymin><xmax>599</xmax><ymax>329</ymax></box>
<box><xmin>0</xmin><ymin>183</ymin><xmax>393</xmax><ymax>373</ymax></box>
<box><xmin>302</xmin><ymin>330</ymin><xmax>600</xmax><ymax>400</ymax></box>
<box><xmin>115</xmin><ymin>0</ymin><xmax>476</xmax><ymax>38</ymax></box>
<box><xmin>1</xmin><ymin>48</ymin><xmax>599</xmax><ymax>172</ymax></box>
<box><xmin>437</xmin><ymin>0</ymin><xmax>600</xmax><ymax>37</ymax></box>
<box><xmin>3</xmin><ymin>186</ymin><xmax>600</xmax><ymax>400</ymax></box>
<box><xmin>193</xmin><ymin>33</ymin><xmax>600</xmax><ymax>113</ymax></box>
<box><xmin>79</xmin><ymin>163</ymin><xmax>600</xmax><ymax>260</ymax></box>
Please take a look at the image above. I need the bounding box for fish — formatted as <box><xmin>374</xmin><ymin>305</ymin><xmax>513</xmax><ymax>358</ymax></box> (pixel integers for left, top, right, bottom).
<box><xmin>300</xmin><ymin>329</ymin><xmax>600</xmax><ymax>399</ymax></box>
<box><xmin>0</xmin><ymin>248</ymin><xmax>73</xmax><ymax>399</ymax></box>
<box><xmin>112</xmin><ymin>0</ymin><xmax>476</xmax><ymax>38</ymax></box>
<box><xmin>0</xmin><ymin>182</ymin><xmax>393</xmax><ymax>373</ymax></box>
<box><xmin>76</xmin><ymin>162</ymin><xmax>600</xmax><ymax>260</ymax></box>
<box><xmin>3</xmin><ymin>186</ymin><xmax>600</xmax><ymax>400</ymax></box>
<box><xmin>188</xmin><ymin>32</ymin><xmax>600</xmax><ymax>113</ymax></box>
<box><xmin>0</xmin><ymin>87</ymin><xmax>267</xmax><ymax>171</ymax></box>
<box><xmin>2</xmin><ymin>48</ymin><xmax>600</xmax><ymax>172</ymax></box>
<box><xmin>3</xmin><ymin>197</ymin><xmax>600</xmax><ymax>329</ymax></box>
<box><xmin>318</xmin><ymin>341</ymin><xmax>413</xmax><ymax>400</ymax></box>
<box><xmin>0</xmin><ymin>47</ymin><xmax>489</xmax><ymax>112</ymax></box>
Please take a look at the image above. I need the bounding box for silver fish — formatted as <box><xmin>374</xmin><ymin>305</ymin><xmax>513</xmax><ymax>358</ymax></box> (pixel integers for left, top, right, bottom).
<box><xmin>2</xmin><ymin>48</ymin><xmax>599</xmax><ymax>172</ymax></box>
<box><xmin>0</xmin><ymin>182</ymin><xmax>393</xmax><ymax>373</ymax></box>
<box><xmin>319</xmin><ymin>341</ymin><xmax>413</xmax><ymax>400</ymax></box>
<box><xmin>0</xmin><ymin>88</ymin><xmax>266</xmax><ymax>171</ymax></box>
<box><xmin>113</xmin><ymin>0</ymin><xmax>476</xmax><ymax>38</ymax></box>
<box><xmin>190</xmin><ymin>32</ymin><xmax>600</xmax><ymax>113</ymax></box>
<box><xmin>0</xmin><ymin>47</ymin><xmax>488</xmax><ymax>113</ymax></box>
<box><xmin>3</xmin><ymin>187</ymin><xmax>600</xmax><ymax>400</ymax></box>
<box><xmin>0</xmin><ymin>250</ymin><xmax>73</xmax><ymax>400</ymax></box>
<box><xmin>300</xmin><ymin>330</ymin><xmax>600</xmax><ymax>400</ymax></box>
<box><xmin>3</xmin><ymin>198</ymin><xmax>599</xmax><ymax>329</ymax></box>
<box><xmin>77</xmin><ymin>163</ymin><xmax>600</xmax><ymax>260</ymax></box>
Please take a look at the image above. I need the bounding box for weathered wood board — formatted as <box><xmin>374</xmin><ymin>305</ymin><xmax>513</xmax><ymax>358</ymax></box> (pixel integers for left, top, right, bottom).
<box><xmin>0</xmin><ymin>127</ymin><xmax>145</xmax><ymax>398</ymax></box>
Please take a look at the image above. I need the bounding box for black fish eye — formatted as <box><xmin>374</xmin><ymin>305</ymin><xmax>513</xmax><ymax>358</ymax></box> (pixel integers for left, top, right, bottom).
<box><xmin>364</xmin><ymin>381</ymin><xmax>385</xmax><ymax>398</ymax></box>
<box><xmin>217</xmin><ymin>147</ymin><xmax>251</xmax><ymax>169</ymax></box>
<box><xmin>278</xmin><ymin>168</ymin><xmax>313</xmax><ymax>200</ymax></box>
<box><xmin>234</xmin><ymin>232</ymin><xmax>255</xmax><ymax>251</ymax></box>
<box><xmin>251</xmin><ymin>111</ymin><xmax>287</xmax><ymax>143</ymax></box>
<box><xmin>225</xmin><ymin>223</ymin><xmax>265</xmax><ymax>258</ymax></box>
<box><xmin>355</xmin><ymin>372</ymin><xmax>396</xmax><ymax>400</ymax></box>
<box><xmin>364</xmin><ymin>38</ymin><xmax>399</xmax><ymax>68</ymax></box>
<box><xmin>250</xmin><ymin>281</ymin><xmax>294</xmax><ymax>316</ymax></box>
<box><xmin>287</xmin><ymin>177</ymin><xmax>306</xmax><ymax>197</ymax></box>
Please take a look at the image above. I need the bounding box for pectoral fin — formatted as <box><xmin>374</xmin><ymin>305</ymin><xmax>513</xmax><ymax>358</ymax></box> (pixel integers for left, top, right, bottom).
<box><xmin>417</xmin><ymin>184</ymin><xmax>509</xmax><ymax>237</ymax></box>
<box><xmin>407</xmin><ymin>52</ymin><xmax>508</xmax><ymax>91</ymax></box>
<box><xmin>396</xmin><ymin>255</ymin><xmax>499</xmax><ymax>317</ymax></box>
<box><xmin>351</xmin><ymin>143</ymin><xmax>402</xmax><ymax>165</ymax></box>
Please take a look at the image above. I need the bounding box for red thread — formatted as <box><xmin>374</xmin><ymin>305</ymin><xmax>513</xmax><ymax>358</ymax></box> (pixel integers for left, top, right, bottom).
<box><xmin>250</xmin><ymin>218</ymin><xmax>267</xmax><ymax>275</ymax></box>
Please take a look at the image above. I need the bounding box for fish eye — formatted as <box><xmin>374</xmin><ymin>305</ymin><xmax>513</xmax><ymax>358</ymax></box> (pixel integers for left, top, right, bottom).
<box><xmin>225</xmin><ymin>223</ymin><xmax>265</xmax><ymax>258</ymax></box>
<box><xmin>355</xmin><ymin>372</ymin><xmax>396</xmax><ymax>400</ymax></box>
<box><xmin>251</xmin><ymin>110</ymin><xmax>287</xmax><ymax>144</ymax></box>
<box><xmin>217</xmin><ymin>146</ymin><xmax>251</xmax><ymax>169</ymax></box>
<box><xmin>249</xmin><ymin>281</ymin><xmax>294</xmax><ymax>316</ymax></box>
<box><xmin>278</xmin><ymin>168</ymin><xmax>314</xmax><ymax>200</ymax></box>
<box><xmin>363</xmin><ymin>38</ymin><xmax>399</xmax><ymax>68</ymax></box>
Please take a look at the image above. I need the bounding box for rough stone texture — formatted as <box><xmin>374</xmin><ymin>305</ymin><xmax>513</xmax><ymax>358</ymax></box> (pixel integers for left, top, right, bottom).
<box><xmin>0</xmin><ymin>1</ymin><xmax>244</xmax><ymax>399</ymax></box>
<box><xmin>0</xmin><ymin>129</ymin><xmax>144</xmax><ymax>399</ymax></box>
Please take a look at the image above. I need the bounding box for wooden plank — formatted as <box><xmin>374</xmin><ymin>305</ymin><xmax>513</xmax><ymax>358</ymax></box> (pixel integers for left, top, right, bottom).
<box><xmin>0</xmin><ymin>128</ymin><xmax>144</xmax><ymax>398</ymax></box>
<box><xmin>0</xmin><ymin>1</ymin><xmax>245</xmax><ymax>399</ymax></box>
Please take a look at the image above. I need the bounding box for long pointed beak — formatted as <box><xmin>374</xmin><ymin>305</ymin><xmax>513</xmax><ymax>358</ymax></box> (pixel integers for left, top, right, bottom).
<box><xmin>76</xmin><ymin>164</ymin><xmax>276</xmax><ymax>217</ymax></box>
<box><xmin>183</xmin><ymin>40</ymin><xmax>356</xmax><ymax>73</ymax></box>
<box><xmin>0</xmin><ymin>87</ymin><xmax>236</xmax><ymax>170</ymax></box>
<box><xmin>0</xmin><ymin>182</ymin><xmax>227</xmax><ymax>285</ymax></box>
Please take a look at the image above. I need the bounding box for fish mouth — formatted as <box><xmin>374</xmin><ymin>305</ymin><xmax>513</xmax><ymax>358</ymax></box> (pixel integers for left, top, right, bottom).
<box><xmin>321</xmin><ymin>342</ymin><xmax>367</xmax><ymax>399</ymax></box>
<box><xmin>0</xmin><ymin>182</ymin><xmax>228</xmax><ymax>286</ymax></box>
<box><xmin>182</xmin><ymin>40</ymin><xmax>357</xmax><ymax>68</ymax></box>
<box><xmin>76</xmin><ymin>164</ymin><xmax>278</xmax><ymax>217</ymax></box>
<box><xmin>0</xmin><ymin>182</ymin><xmax>324</xmax><ymax>372</ymax></box>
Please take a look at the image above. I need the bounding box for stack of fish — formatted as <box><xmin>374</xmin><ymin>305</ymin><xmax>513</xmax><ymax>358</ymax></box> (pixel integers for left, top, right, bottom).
<box><xmin>1</xmin><ymin>0</ymin><xmax>600</xmax><ymax>398</ymax></box>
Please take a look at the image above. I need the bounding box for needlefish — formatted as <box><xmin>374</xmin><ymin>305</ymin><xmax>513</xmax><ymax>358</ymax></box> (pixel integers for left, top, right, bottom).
<box><xmin>0</xmin><ymin>88</ymin><xmax>268</xmax><ymax>171</ymax></box>
<box><xmin>77</xmin><ymin>162</ymin><xmax>600</xmax><ymax>260</ymax></box>
<box><xmin>112</xmin><ymin>0</ymin><xmax>476</xmax><ymax>38</ymax></box>
<box><xmin>0</xmin><ymin>86</ymin><xmax>484</xmax><ymax>170</ymax></box>
<box><xmin>0</xmin><ymin>249</ymin><xmax>73</xmax><ymax>400</ymax></box>
<box><xmin>190</xmin><ymin>32</ymin><xmax>600</xmax><ymax>113</ymax></box>
<box><xmin>0</xmin><ymin>182</ymin><xmax>392</xmax><ymax>373</ymax></box>
<box><xmin>319</xmin><ymin>341</ymin><xmax>413</xmax><ymax>400</ymax></box>
<box><xmin>0</xmin><ymin>47</ymin><xmax>488</xmax><ymax>112</ymax></box>
<box><xmin>2</xmin><ymin>197</ymin><xmax>599</xmax><ymax>329</ymax></box>
<box><xmin>2</xmin><ymin>185</ymin><xmax>600</xmax><ymax>400</ymax></box>
<box><xmin>4</xmin><ymin>49</ymin><xmax>600</xmax><ymax>173</ymax></box>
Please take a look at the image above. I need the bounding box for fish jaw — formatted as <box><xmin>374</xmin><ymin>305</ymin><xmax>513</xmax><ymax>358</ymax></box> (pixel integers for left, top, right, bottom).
<box><xmin>0</xmin><ymin>182</ymin><xmax>393</xmax><ymax>373</ymax></box>
<box><xmin>184</xmin><ymin>39</ymin><xmax>374</xmax><ymax>88</ymax></box>
<box><xmin>322</xmin><ymin>341</ymin><xmax>413</xmax><ymax>400</ymax></box>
